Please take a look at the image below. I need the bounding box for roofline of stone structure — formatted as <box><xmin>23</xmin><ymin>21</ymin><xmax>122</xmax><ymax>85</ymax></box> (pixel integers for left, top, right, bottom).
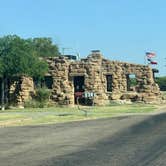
<box><xmin>102</xmin><ymin>58</ymin><xmax>149</xmax><ymax>67</ymax></box>
<box><xmin>44</xmin><ymin>55</ymin><xmax>150</xmax><ymax>68</ymax></box>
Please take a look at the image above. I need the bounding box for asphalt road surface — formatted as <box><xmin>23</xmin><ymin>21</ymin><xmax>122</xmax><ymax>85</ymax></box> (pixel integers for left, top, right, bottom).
<box><xmin>0</xmin><ymin>112</ymin><xmax>166</xmax><ymax>166</ymax></box>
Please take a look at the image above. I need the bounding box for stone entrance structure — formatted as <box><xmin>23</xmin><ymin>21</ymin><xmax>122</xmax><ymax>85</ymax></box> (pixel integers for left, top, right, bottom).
<box><xmin>40</xmin><ymin>50</ymin><xmax>160</xmax><ymax>106</ymax></box>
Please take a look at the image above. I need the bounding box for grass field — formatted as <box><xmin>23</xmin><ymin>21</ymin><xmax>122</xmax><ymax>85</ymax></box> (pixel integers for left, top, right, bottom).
<box><xmin>0</xmin><ymin>103</ymin><xmax>161</xmax><ymax>127</ymax></box>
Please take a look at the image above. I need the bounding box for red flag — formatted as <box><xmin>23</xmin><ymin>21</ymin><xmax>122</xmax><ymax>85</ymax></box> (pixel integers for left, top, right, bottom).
<box><xmin>150</xmin><ymin>61</ymin><xmax>157</xmax><ymax>65</ymax></box>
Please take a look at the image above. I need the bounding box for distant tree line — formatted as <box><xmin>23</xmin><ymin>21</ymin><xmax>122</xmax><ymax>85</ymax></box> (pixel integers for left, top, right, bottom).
<box><xmin>155</xmin><ymin>76</ymin><xmax>166</xmax><ymax>91</ymax></box>
<box><xmin>0</xmin><ymin>35</ymin><xmax>60</xmax><ymax>110</ymax></box>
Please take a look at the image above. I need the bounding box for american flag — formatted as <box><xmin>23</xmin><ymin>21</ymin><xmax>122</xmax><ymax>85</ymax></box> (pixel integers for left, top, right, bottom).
<box><xmin>146</xmin><ymin>52</ymin><xmax>156</xmax><ymax>58</ymax></box>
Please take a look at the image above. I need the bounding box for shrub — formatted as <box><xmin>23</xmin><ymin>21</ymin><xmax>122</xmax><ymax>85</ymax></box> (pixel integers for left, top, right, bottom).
<box><xmin>24</xmin><ymin>87</ymin><xmax>51</xmax><ymax>108</ymax></box>
<box><xmin>24</xmin><ymin>100</ymin><xmax>41</xmax><ymax>108</ymax></box>
<box><xmin>35</xmin><ymin>87</ymin><xmax>51</xmax><ymax>102</ymax></box>
<box><xmin>155</xmin><ymin>76</ymin><xmax>166</xmax><ymax>91</ymax></box>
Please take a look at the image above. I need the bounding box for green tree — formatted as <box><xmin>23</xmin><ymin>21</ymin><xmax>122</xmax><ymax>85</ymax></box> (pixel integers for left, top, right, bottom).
<box><xmin>156</xmin><ymin>76</ymin><xmax>166</xmax><ymax>91</ymax></box>
<box><xmin>30</xmin><ymin>37</ymin><xmax>60</xmax><ymax>57</ymax></box>
<box><xmin>0</xmin><ymin>35</ymin><xmax>48</xmax><ymax>110</ymax></box>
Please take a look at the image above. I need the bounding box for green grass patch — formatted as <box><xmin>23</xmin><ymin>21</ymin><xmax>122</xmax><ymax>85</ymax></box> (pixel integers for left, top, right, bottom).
<box><xmin>0</xmin><ymin>104</ymin><xmax>159</xmax><ymax>127</ymax></box>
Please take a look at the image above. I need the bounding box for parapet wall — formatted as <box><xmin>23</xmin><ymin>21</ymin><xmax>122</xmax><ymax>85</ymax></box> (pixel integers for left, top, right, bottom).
<box><xmin>44</xmin><ymin>53</ymin><xmax>161</xmax><ymax>105</ymax></box>
<box><xmin>17</xmin><ymin>53</ymin><xmax>161</xmax><ymax>106</ymax></box>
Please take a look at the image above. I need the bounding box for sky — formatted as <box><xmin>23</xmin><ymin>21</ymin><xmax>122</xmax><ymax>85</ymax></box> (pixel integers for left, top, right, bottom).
<box><xmin>0</xmin><ymin>0</ymin><xmax>166</xmax><ymax>76</ymax></box>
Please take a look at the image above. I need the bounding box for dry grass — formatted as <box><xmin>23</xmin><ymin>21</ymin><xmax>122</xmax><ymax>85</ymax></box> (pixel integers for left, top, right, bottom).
<box><xmin>0</xmin><ymin>103</ymin><xmax>159</xmax><ymax>127</ymax></box>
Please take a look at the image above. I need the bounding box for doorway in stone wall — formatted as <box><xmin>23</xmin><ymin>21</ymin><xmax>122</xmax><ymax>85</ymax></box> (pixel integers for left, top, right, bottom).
<box><xmin>73</xmin><ymin>76</ymin><xmax>85</xmax><ymax>104</ymax></box>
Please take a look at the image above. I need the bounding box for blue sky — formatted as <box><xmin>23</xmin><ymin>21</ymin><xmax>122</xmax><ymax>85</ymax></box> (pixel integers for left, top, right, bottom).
<box><xmin>0</xmin><ymin>0</ymin><xmax>166</xmax><ymax>76</ymax></box>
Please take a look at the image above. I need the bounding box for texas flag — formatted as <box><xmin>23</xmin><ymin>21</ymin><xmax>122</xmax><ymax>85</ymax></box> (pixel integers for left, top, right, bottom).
<box><xmin>146</xmin><ymin>52</ymin><xmax>156</xmax><ymax>58</ymax></box>
<box><xmin>147</xmin><ymin>57</ymin><xmax>158</xmax><ymax>65</ymax></box>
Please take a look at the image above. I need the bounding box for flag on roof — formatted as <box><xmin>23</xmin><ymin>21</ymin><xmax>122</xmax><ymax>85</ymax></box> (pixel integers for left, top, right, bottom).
<box><xmin>146</xmin><ymin>52</ymin><xmax>156</xmax><ymax>58</ymax></box>
<box><xmin>150</xmin><ymin>61</ymin><xmax>157</xmax><ymax>65</ymax></box>
<box><xmin>147</xmin><ymin>58</ymin><xmax>152</xmax><ymax>62</ymax></box>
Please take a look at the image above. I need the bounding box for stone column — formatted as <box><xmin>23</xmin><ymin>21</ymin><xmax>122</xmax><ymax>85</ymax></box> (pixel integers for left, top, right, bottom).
<box><xmin>50</xmin><ymin>57</ymin><xmax>74</xmax><ymax>106</ymax></box>
<box><xmin>17</xmin><ymin>76</ymin><xmax>34</xmax><ymax>108</ymax></box>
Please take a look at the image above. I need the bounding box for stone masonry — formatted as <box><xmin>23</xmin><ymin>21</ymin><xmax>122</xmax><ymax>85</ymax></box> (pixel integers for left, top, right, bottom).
<box><xmin>45</xmin><ymin>51</ymin><xmax>160</xmax><ymax>105</ymax></box>
<box><xmin>17</xmin><ymin>51</ymin><xmax>161</xmax><ymax>106</ymax></box>
<box><xmin>17</xmin><ymin>76</ymin><xmax>35</xmax><ymax>108</ymax></box>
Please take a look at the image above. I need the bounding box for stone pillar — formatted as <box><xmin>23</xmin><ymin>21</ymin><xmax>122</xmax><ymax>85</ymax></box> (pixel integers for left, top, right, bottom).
<box><xmin>50</xmin><ymin>57</ymin><xmax>74</xmax><ymax>106</ymax></box>
<box><xmin>140</xmin><ymin>66</ymin><xmax>161</xmax><ymax>103</ymax></box>
<box><xmin>85</xmin><ymin>53</ymin><xmax>108</xmax><ymax>105</ymax></box>
<box><xmin>17</xmin><ymin>76</ymin><xmax>34</xmax><ymax>108</ymax></box>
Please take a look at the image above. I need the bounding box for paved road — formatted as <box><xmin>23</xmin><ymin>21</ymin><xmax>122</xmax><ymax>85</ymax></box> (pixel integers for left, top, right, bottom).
<box><xmin>0</xmin><ymin>112</ymin><xmax>166</xmax><ymax>166</ymax></box>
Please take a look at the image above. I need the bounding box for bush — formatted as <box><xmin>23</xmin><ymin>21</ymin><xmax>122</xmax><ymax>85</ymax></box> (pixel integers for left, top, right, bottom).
<box><xmin>156</xmin><ymin>77</ymin><xmax>166</xmax><ymax>91</ymax></box>
<box><xmin>24</xmin><ymin>100</ymin><xmax>41</xmax><ymax>108</ymax></box>
<box><xmin>35</xmin><ymin>87</ymin><xmax>51</xmax><ymax>102</ymax></box>
<box><xmin>24</xmin><ymin>87</ymin><xmax>51</xmax><ymax>108</ymax></box>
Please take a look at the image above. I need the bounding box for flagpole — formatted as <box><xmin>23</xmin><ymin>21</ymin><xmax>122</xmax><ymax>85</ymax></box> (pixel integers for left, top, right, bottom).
<box><xmin>144</xmin><ymin>53</ymin><xmax>146</xmax><ymax>65</ymax></box>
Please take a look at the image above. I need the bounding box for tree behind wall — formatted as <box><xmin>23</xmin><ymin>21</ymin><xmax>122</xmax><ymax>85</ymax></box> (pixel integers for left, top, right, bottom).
<box><xmin>29</xmin><ymin>37</ymin><xmax>60</xmax><ymax>57</ymax></box>
<box><xmin>0</xmin><ymin>35</ymin><xmax>49</xmax><ymax>110</ymax></box>
<box><xmin>155</xmin><ymin>76</ymin><xmax>166</xmax><ymax>91</ymax></box>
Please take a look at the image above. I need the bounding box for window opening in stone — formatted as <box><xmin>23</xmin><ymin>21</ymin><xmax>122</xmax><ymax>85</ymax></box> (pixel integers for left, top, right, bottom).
<box><xmin>126</xmin><ymin>74</ymin><xmax>137</xmax><ymax>91</ymax></box>
<box><xmin>44</xmin><ymin>76</ymin><xmax>53</xmax><ymax>89</ymax></box>
<box><xmin>106</xmin><ymin>75</ymin><xmax>112</xmax><ymax>92</ymax></box>
<box><xmin>152</xmin><ymin>68</ymin><xmax>159</xmax><ymax>82</ymax></box>
<box><xmin>33</xmin><ymin>76</ymin><xmax>53</xmax><ymax>89</ymax></box>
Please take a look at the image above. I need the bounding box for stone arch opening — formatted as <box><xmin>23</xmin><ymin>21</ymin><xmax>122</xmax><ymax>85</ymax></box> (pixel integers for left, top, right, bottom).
<box><xmin>33</xmin><ymin>76</ymin><xmax>53</xmax><ymax>89</ymax></box>
<box><xmin>126</xmin><ymin>74</ymin><xmax>137</xmax><ymax>91</ymax></box>
<box><xmin>73</xmin><ymin>76</ymin><xmax>85</xmax><ymax>104</ymax></box>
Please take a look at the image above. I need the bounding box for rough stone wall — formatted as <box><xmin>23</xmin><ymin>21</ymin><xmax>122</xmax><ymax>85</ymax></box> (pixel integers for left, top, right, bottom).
<box><xmin>46</xmin><ymin>53</ymin><xmax>160</xmax><ymax>105</ymax></box>
<box><xmin>69</xmin><ymin>54</ymin><xmax>108</xmax><ymax>105</ymax></box>
<box><xmin>16</xmin><ymin>53</ymin><xmax>161</xmax><ymax>106</ymax></box>
<box><xmin>17</xmin><ymin>76</ymin><xmax>34</xmax><ymax>108</ymax></box>
<box><xmin>46</xmin><ymin>57</ymin><xmax>74</xmax><ymax>105</ymax></box>
<box><xmin>101</xmin><ymin>59</ymin><xmax>160</xmax><ymax>103</ymax></box>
